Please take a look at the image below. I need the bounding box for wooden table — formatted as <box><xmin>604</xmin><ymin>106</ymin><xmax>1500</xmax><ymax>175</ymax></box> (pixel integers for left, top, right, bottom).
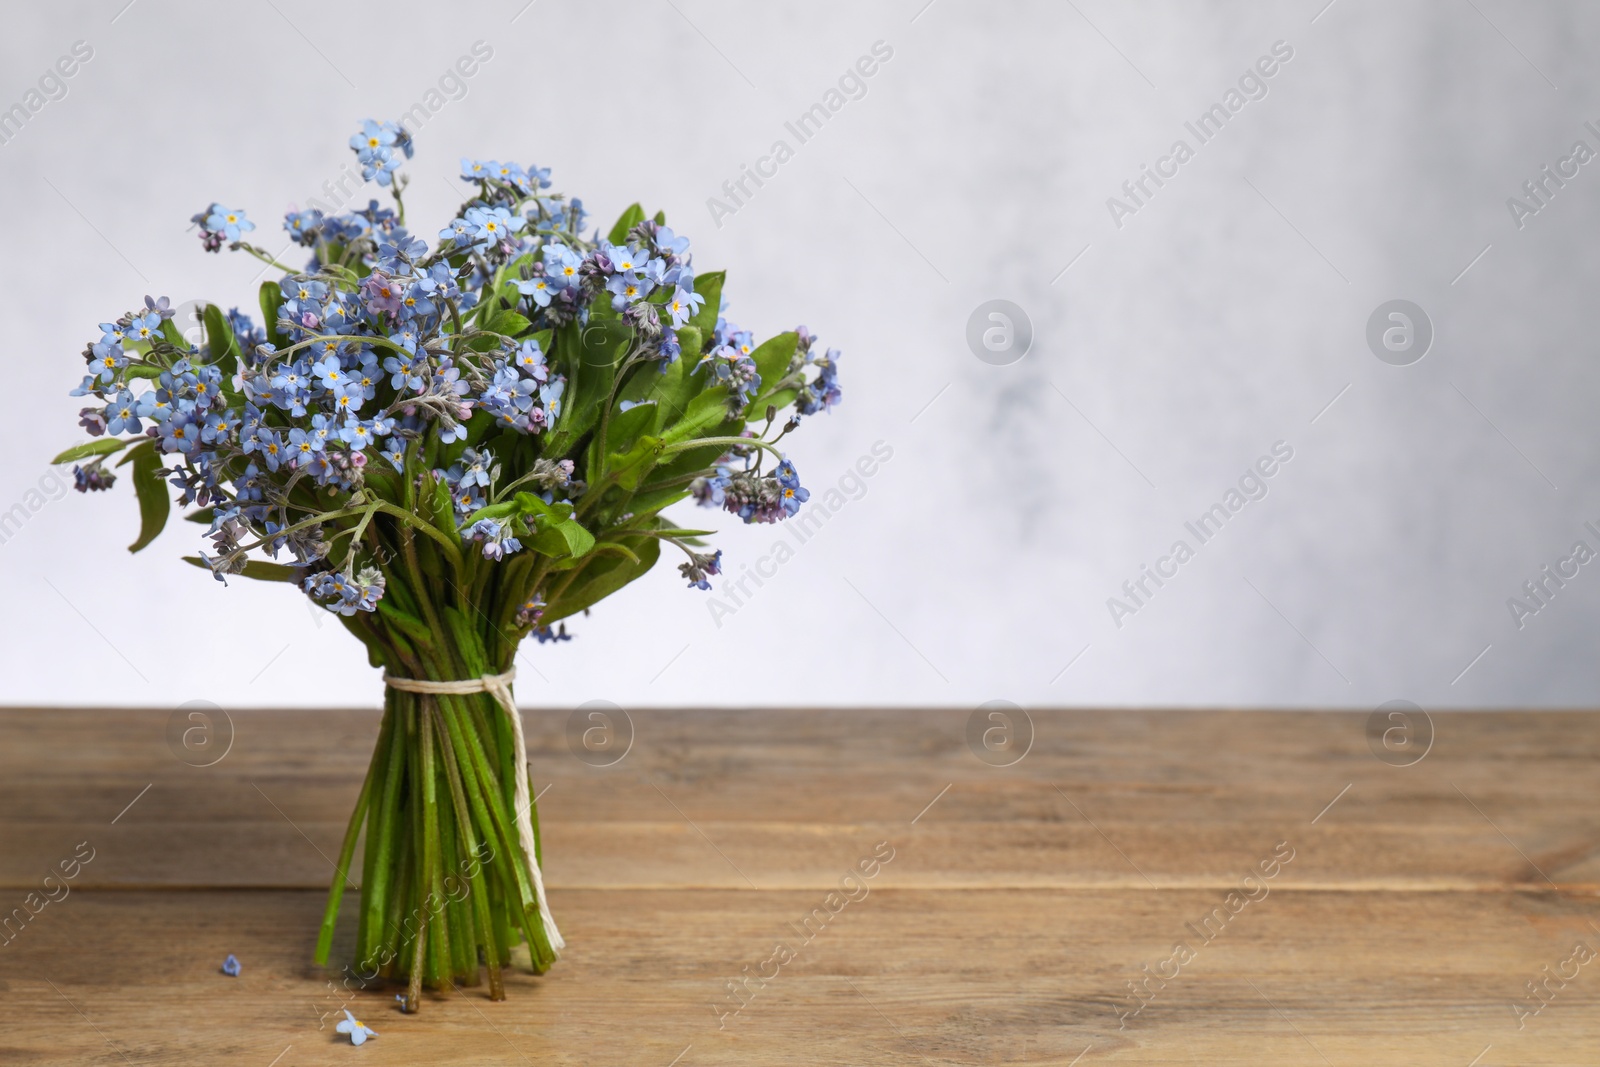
<box><xmin>0</xmin><ymin>707</ymin><xmax>1595</xmax><ymax>1065</ymax></box>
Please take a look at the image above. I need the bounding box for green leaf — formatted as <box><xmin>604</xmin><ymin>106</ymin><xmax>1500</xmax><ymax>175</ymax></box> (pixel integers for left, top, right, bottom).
<box><xmin>487</xmin><ymin>309</ymin><xmax>531</xmax><ymax>338</ymax></box>
<box><xmin>125</xmin><ymin>364</ymin><xmax>163</xmax><ymax>381</ymax></box>
<box><xmin>589</xmin><ymin>540</ymin><xmax>643</xmax><ymax>566</ymax></box>
<box><xmin>202</xmin><ymin>303</ymin><xmax>241</xmax><ymax>377</ymax></box>
<box><xmin>462</xmin><ymin>406</ymin><xmax>497</xmax><ymax>446</ymax></box>
<box><xmin>650</xmin><ymin>442</ymin><xmax>730</xmax><ymax>486</ymax></box>
<box><xmin>649</xmin><ymin>353</ymin><xmax>704</xmax><ymax>426</ymax></box>
<box><xmin>689</xmin><ymin>271</ymin><xmax>724</xmax><ymax>338</ymax></box>
<box><xmin>515</xmin><ymin>492</ymin><xmax>594</xmax><ymax>560</ymax></box>
<box><xmin>763</xmin><ymin>387</ymin><xmax>799</xmax><ymax>412</ymax></box>
<box><xmin>514</xmin><ymin>492</ymin><xmax>575</xmax><ymax>522</ymax></box>
<box><xmin>461</xmin><ymin>499</ymin><xmax>521</xmax><ymax>527</ymax></box>
<box><xmin>548</xmin><ymin>319</ymin><xmax>628</xmax><ymax>451</ymax></box>
<box><xmin>51</xmin><ymin>438</ymin><xmax>129</xmax><ymax>465</ymax></box>
<box><xmin>620</xmin><ymin>486</ymin><xmax>691</xmax><ymax>517</ymax></box>
<box><xmin>652</xmin><ymin>209</ymin><xmax>666</xmax><ymax>225</ymax></box>
<box><xmin>426</xmin><ymin>474</ymin><xmax>459</xmax><ymax>542</ymax></box>
<box><xmin>541</xmin><ymin>536</ymin><xmax>660</xmax><ymax>626</ymax></box>
<box><xmin>125</xmin><ymin>441</ymin><xmax>170</xmax><ymax>553</ymax></box>
<box><xmin>530</xmin><ymin>517</ymin><xmax>595</xmax><ymax>560</ymax></box>
<box><xmin>183</xmin><ymin>555</ymin><xmax>302</xmax><ymax>583</ymax></box>
<box><xmin>607</xmin><ymin>203</ymin><xmax>645</xmax><ymax>245</ymax></box>
<box><xmin>607</xmin><ymin>433</ymin><xmax>663</xmax><ymax>492</ymax></box>
<box><xmin>606</xmin><ymin>401</ymin><xmax>660</xmax><ymax>452</ymax></box>
<box><xmin>259</xmin><ymin>281</ymin><xmax>287</xmax><ymax>350</ymax></box>
<box><xmin>159</xmin><ymin>319</ymin><xmax>187</xmax><ymax>350</ymax></box>
<box><xmin>661</xmin><ymin>386</ymin><xmax>738</xmax><ymax>445</ymax></box>
<box><xmin>676</xmin><ymin>324</ymin><xmax>703</xmax><ymax>360</ymax></box>
<box><xmin>750</xmin><ymin>331</ymin><xmax>798</xmax><ymax>403</ymax></box>
<box><xmin>186</xmin><ymin>506</ymin><xmax>215</xmax><ymax>525</ymax></box>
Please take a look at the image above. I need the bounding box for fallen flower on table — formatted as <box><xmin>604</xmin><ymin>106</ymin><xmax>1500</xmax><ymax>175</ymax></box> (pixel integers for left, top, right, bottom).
<box><xmin>221</xmin><ymin>954</ymin><xmax>240</xmax><ymax>977</ymax></box>
<box><xmin>335</xmin><ymin>1009</ymin><xmax>378</xmax><ymax>1046</ymax></box>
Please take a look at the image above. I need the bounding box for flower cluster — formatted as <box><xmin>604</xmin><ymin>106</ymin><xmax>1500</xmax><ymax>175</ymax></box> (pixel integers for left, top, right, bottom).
<box><xmin>58</xmin><ymin>119</ymin><xmax>842</xmax><ymax>638</ymax></box>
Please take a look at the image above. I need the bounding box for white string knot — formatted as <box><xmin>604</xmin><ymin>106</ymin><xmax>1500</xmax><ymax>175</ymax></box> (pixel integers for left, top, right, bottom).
<box><xmin>382</xmin><ymin>667</ymin><xmax>564</xmax><ymax>954</ymax></box>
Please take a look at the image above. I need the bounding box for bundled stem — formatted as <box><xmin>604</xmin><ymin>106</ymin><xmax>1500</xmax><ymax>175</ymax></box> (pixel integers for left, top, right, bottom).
<box><xmin>312</xmin><ymin>590</ymin><xmax>557</xmax><ymax>1010</ymax></box>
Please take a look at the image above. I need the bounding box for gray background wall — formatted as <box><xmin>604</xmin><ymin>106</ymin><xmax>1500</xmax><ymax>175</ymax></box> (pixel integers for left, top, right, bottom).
<box><xmin>2</xmin><ymin>0</ymin><xmax>1596</xmax><ymax>711</ymax></box>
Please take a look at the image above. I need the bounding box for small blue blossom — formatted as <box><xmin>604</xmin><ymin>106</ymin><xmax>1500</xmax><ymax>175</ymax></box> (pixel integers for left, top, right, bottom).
<box><xmin>335</xmin><ymin>1009</ymin><xmax>378</xmax><ymax>1046</ymax></box>
<box><xmin>204</xmin><ymin>205</ymin><xmax>255</xmax><ymax>242</ymax></box>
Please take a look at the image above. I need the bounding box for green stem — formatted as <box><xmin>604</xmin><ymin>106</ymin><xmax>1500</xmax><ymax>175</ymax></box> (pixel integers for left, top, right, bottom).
<box><xmin>313</xmin><ymin>705</ymin><xmax>386</xmax><ymax>967</ymax></box>
<box><xmin>434</xmin><ymin>701</ymin><xmax>505</xmax><ymax>1000</ymax></box>
<box><xmin>404</xmin><ymin>697</ymin><xmax>426</xmax><ymax>1012</ymax></box>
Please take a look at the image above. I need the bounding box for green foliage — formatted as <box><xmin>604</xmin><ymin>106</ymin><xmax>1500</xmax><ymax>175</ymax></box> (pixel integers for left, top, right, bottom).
<box><xmin>183</xmin><ymin>555</ymin><xmax>300</xmax><ymax>583</ymax></box>
<box><xmin>121</xmin><ymin>440</ymin><xmax>170</xmax><ymax>553</ymax></box>
<box><xmin>539</xmin><ymin>535</ymin><xmax>661</xmax><ymax>626</ymax></box>
<box><xmin>676</xmin><ymin>324</ymin><xmax>703</xmax><ymax>360</ymax></box>
<box><xmin>202</xmin><ymin>303</ymin><xmax>240</xmax><ymax>376</ymax></box>
<box><xmin>516</xmin><ymin>493</ymin><xmax>596</xmax><ymax>561</ymax></box>
<box><xmin>259</xmin><ymin>281</ymin><xmax>288</xmax><ymax>349</ymax></box>
<box><xmin>750</xmin><ymin>331</ymin><xmax>799</xmax><ymax>408</ymax></box>
<box><xmin>607</xmin><ymin>203</ymin><xmax>645</xmax><ymax>245</ymax></box>
<box><xmin>689</xmin><ymin>271</ymin><xmax>723</xmax><ymax>338</ymax></box>
<box><xmin>51</xmin><ymin>438</ymin><xmax>128</xmax><ymax>465</ymax></box>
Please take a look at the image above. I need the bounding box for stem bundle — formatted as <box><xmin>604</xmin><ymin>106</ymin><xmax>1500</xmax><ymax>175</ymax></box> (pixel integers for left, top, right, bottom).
<box><xmin>312</xmin><ymin>631</ymin><xmax>557</xmax><ymax>1010</ymax></box>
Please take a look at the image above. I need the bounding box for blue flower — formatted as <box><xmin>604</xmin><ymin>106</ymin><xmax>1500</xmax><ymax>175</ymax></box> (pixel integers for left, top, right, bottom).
<box><xmin>73</xmin><ymin>461</ymin><xmax>116</xmax><ymax>492</ymax></box>
<box><xmin>515</xmin><ymin>274</ymin><xmax>555</xmax><ymax>307</ymax></box>
<box><xmin>349</xmin><ymin>119</ymin><xmax>398</xmax><ymax>155</ymax></box>
<box><xmin>457</xmin><ymin>447</ymin><xmax>493</xmax><ymax>490</ymax></box>
<box><xmin>221</xmin><ymin>954</ymin><xmax>241</xmax><ymax>977</ymax></box>
<box><xmin>439</xmin><ymin>216</ymin><xmax>474</xmax><ymax>248</ymax></box>
<box><xmin>254</xmin><ymin>427</ymin><xmax>286</xmax><ymax>471</ymax></box>
<box><xmin>655</xmin><ymin>226</ymin><xmax>691</xmax><ymax>257</ymax></box>
<box><xmin>287</xmin><ymin>427</ymin><xmax>323</xmax><ymax>463</ymax></box>
<box><xmin>340</xmin><ymin>419</ymin><xmax>375</xmax><ymax>450</ymax></box>
<box><xmin>311</xmin><ymin>355</ymin><xmax>348</xmax><ymax>391</ymax></box>
<box><xmin>127</xmin><ymin>312</ymin><xmax>162</xmax><ymax>345</ymax></box>
<box><xmin>490</xmin><ymin>160</ymin><xmax>524</xmax><ymax>185</ymax></box>
<box><xmin>384</xmin><ymin>353</ymin><xmax>426</xmax><ymax>392</ymax></box>
<box><xmin>91</xmin><ymin>342</ymin><xmax>127</xmax><ymax>383</ymax></box>
<box><xmin>201</xmin><ymin>409</ymin><xmax>238</xmax><ymax>445</ymax></box>
<box><xmin>678</xmin><ymin>549</ymin><xmax>722</xmax><ymax>590</ymax></box>
<box><xmin>514</xmin><ymin>163</ymin><xmax>552</xmax><ymax>193</ymax></box>
<box><xmin>775</xmin><ymin>458</ymin><xmax>810</xmax><ymax>516</ymax></box>
<box><xmin>542</xmin><ymin>244</ymin><xmax>582</xmax><ymax>289</ymax></box>
<box><xmin>360</xmin><ymin>145</ymin><xmax>400</xmax><ymax>186</ymax></box>
<box><xmin>606</xmin><ymin>272</ymin><xmax>652</xmax><ymax>310</ymax></box>
<box><xmin>465</xmin><ymin>206</ymin><xmax>524</xmax><ymax>248</ymax></box>
<box><xmin>329</xmin><ymin>380</ymin><xmax>365</xmax><ymax>418</ymax></box>
<box><xmin>336</xmin><ymin>1009</ymin><xmax>378</xmax><ymax>1046</ymax></box>
<box><xmin>665</xmin><ymin>286</ymin><xmax>704</xmax><ymax>328</ymax></box>
<box><xmin>204</xmin><ymin>206</ymin><xmax>255</xmax><ymax>242</ymax></box>
<box><xmin>468</xmin><ymin>518</ymin><xmax>522</xmax><ymax>561</ymax></box>
<box><xmin>104</xmin><ymin>390</ymin><xmax>143</xmax><ymax>434</ymax></box>
<box><xmin>605</xmin><ymin>243</ymin><xmax>648</xmax><ymax>276</ymax></box>
<box><xmin>158</xmin><ymin>415</ymin><xmax>202</xmax><ymax>454</ymax></box>
<box><xmin>512</xmin><ymin>339</ymin><xmax>548</xmax><ymax>381</ymax></box>
<box><xmin>283</xmin><ymin>208</ymin><xmax>324</xmax><ymax>245</ymax></box>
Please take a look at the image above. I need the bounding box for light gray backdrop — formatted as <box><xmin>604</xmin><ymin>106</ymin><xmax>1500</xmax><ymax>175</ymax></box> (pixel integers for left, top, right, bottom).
<box><xmin>2</xmin><ymin>0</ymin><xmax>1596</xmax><ymax>710</ymax></box>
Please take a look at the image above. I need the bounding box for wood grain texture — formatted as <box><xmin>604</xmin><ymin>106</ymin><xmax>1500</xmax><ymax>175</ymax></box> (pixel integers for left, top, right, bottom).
<box><xmin>0</xmin><ymin>707</ymin><xmax>1596</xmax><ymax>1064</ymax></box>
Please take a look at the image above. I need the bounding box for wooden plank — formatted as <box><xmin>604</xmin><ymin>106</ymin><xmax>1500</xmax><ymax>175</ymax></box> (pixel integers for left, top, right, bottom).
<box><xmin>2</xmin><ymin>887</ymin><xmax>1596</xmax><ymax>1065</ymax></box>
<box><xmin>1</xmin><ymin>709</ymin><xmax>1597</xmax><ymax>890</ymax></box>
<box><xmin>1</xmin><ymin>708</ymin><xmax>1597</xmax><ymax>1063</ymax></box>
